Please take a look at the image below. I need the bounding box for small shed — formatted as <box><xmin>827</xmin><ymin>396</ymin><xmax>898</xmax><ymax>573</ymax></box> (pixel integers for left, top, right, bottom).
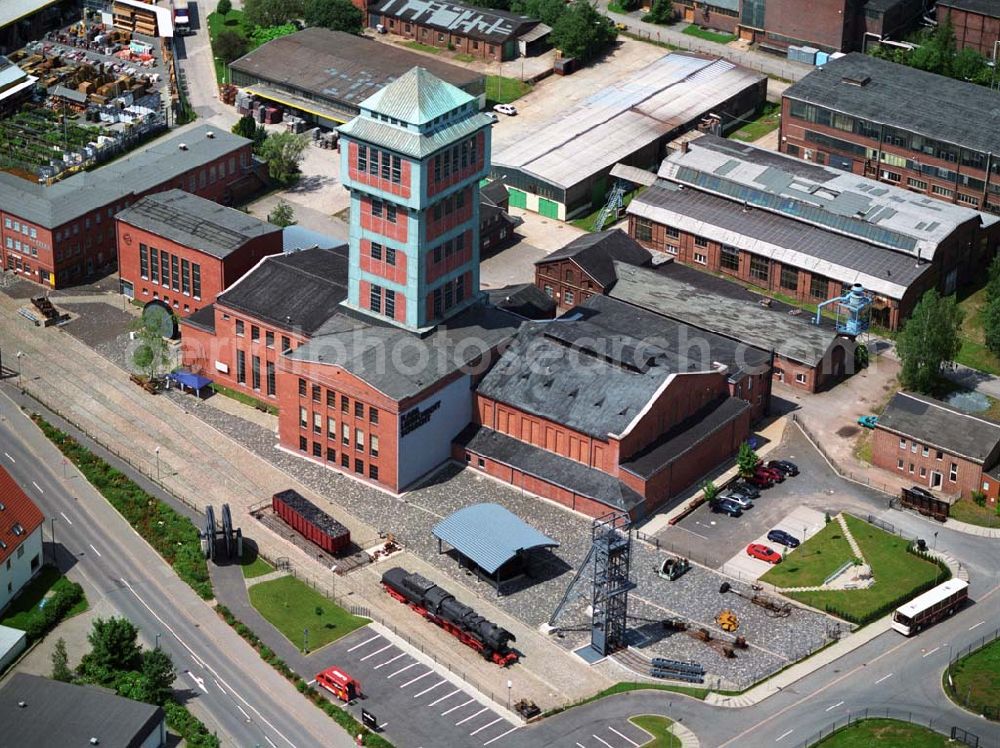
<box><xmin>432</xmin><ymin>503</ymin><xmax>558</xmax><ymax>592</ymax></box>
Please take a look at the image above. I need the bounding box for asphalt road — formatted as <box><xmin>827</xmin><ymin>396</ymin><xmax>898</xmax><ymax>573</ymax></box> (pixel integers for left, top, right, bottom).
<box><xmin>0</xmin><ymin>387</ymin><xmax>355</xmax><ymax>748</ymax></box>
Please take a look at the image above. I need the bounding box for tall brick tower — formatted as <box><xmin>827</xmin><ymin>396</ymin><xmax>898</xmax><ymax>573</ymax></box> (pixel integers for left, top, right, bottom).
<box><xmin>338</xmin><ymin>67</ymin><xmax>492</xmax><ymax>331</ymax></box>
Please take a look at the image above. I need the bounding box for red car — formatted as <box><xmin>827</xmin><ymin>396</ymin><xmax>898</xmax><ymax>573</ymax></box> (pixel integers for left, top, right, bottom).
<box><xmin>759</xmin><ymin>466</ymin><xmax>785</xmax><ymax>483</ymax></box>
<box><xmin>748</xmin><ymin>468</ymin><xmax>774</xmax><ymax>488</ymax></box>
<box><xmin>747</xmin><ymin>543</ymin><xmax>782</xmax><ymax>564</ymax></box>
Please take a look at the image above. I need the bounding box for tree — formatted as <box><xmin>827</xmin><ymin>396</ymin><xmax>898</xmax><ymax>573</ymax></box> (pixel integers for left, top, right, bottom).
<box><xmin>232</xmin><ymin>115</ymin><xmax>267</xmax><ymax>153</ymax></box>
<box><xmin>214</xmin><ymin>29</ymin><xmax>248</xmax><ymax>63</ymax></box>
<box><xmin>702</xmin><ymin>480</ymin><xmax>719</xmax><ymax>503</ymax></box>
<box><xmin>244</xmin><ymin>0</ymin><xmax>303</xmax><ymax>28</ymax></box>
<box><xmin>131</xmin><ymin>314</ymin><xmax>170</xmax><ymax>382</ymax></box>
<box><xmin>737</xmin><ymin>441</ymin><xmax>759</xmax><ymax>478</ymax></box>
<box><xmin>550</xmin><ymin>0</ymin><xmax>617</xmax><ymax>62</ymax></box>
<box><xmin>259</xmin><ymin>131</ymin><xmax>310</xmax><ymax>184</ymax></box>
<box><xmin>303</xmin><ymin>0</ymin><xmax>363</xmax><ymax>34</ymax></box>
<box><xmin>139</xmin><ymin>648</ymin><xmax>177</xmax><ymax>706</ymax></box>
<box><xmin>896</xmin><ymin>289</ymin><xmax>964</xmax><ymax>393</ymax></box>
<box><xmin>268</xmin><ymin>199</ymin><xmax>296</xmax><ymax>227</ymax></box>
<box><xmin>643</xmin><ymin>0</ymin><xmax>674</xmax><ymax>25</ymax></box>
<box><xmin>511</xmin><ymin>0</ymin><xmax>567</xmax><ymax>27</ymax></box>
<box><xmin>78</xmin><ymin>617</ymin><xmax>143</xmax><ymax>686</ymax></box>
<box><xmin>51</xmin><ymin>638</ymin><xmax>73</xmax><ymax>683</ymax></box>
<box><xmin>216</xmin><ymin>0</ymin><xmax>232</xmax><ymax>15</ymax></box>
<box><xmin>250</xmin><ymin>23</ymin><xmax>299</xmax><ymax>47</ymax></box>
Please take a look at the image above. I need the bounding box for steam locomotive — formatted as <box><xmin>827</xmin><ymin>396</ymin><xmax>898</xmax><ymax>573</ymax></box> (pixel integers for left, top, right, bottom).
<box><xmin>381</xmin><ymin>567</ymin><xmax>518</xmax><ymax>666</ymax></box>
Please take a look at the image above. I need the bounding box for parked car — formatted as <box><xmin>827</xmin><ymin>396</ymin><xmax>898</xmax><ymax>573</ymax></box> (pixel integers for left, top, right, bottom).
<box><xmin>485</xmin><ymin>112</ymin><xmax>499</xmax><ymax>124</ymax></box>
<box><xmin>767</xmin><ymin>529</ymin><xmax>800</xmax><ymax>548</ymax></box>
<box><xmin>747</xmin><ymin>543</ymin><xmax>782</xmax><ymax>564</ymax></box>
<box><xmin>729</xmin><ymin>481</ymin><xmax>760</xmax><ymax>499</ymax></box>
<box><xmin>493</xmin><ymin>103</ymin><xmax>518</xmax><ymax>116</ymax></box>
<box><xmin>711</xmin><ymin>498</ymin><xmax>743</xmax><ymax>517</ymax></box>
<box><xmin>719</xmin><ymin>490</ymin><xmax>753</xmax><ymax>509</ymax></box>
<box><xmin>767</xmin><ymin>460</ymin><xmax>799</xmax><ymax>477</ymax></box>
<box><xmin>858</xmin><ymin>415</ymin><xmax>878</xmax><ymax>429</ymax></box>
<box><xmin>760</xmin><ymin>465</ymin><xmax>785</xmax><ymax>482</ymax></box>
<box><xmin>748</xmin><ymin>468</ymin><xmax>774</xmax><ymax>488</ymax></box>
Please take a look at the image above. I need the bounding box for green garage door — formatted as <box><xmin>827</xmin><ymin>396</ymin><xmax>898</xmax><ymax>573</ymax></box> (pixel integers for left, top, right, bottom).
<box><xmin>538</xmin><ymin>198</ymin><xmax>559</xmax><ymax>218</ymax></box>
<box><xmin>508</xmin><ymin>188</ymin><xmax>527</xmax><ymax>209</ymax></box>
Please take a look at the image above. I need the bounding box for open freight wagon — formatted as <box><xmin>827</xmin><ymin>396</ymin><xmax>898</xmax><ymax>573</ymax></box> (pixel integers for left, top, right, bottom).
<box><xmin>272</xmin><ymin>489</ymin><xmax>351</xmax><ymax>555</ymax></box>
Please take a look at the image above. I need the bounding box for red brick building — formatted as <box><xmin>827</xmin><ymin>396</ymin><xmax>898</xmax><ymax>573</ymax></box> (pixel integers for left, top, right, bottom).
<box><xmin>455</xmin><ymin>295</ymin><xmax>770</xmax><ymax>520</ymax></box>
<box><xmin>675</xmin><ymin>0</ymin><xmax>740</xmax><ymax>35</ymax></box>
<box><xmin>0</xmin><ymin>126</ymin><xmax>260</xmax><ymax>289</ymax></box>
<box><xmin>872</xmin><ymin>391</ymin><xmax>1000</xmax><ymax>504</ymax></box>
<box><xmin>938</xmin><ymin>0</ymin><xmax>1000</xmax><ymax>57</ymax></box>
<box><xmin>116</xmin><ymin>190</ymin><xmax>282</xmax><ymax>317</ymax></box>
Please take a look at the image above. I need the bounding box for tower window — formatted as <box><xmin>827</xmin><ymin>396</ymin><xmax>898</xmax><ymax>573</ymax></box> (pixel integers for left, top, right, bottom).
<box><xmin>370</xmin><ymin>284</ymin><xmax>382</xmax><ymax>312</ymax></box>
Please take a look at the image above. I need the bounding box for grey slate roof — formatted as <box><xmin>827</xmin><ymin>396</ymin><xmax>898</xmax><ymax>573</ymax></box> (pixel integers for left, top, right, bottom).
<box><xmin>432</xmin><ymin>502</ymin><xmax>558</xmax><ymax>574</ymax></box>
<box><xmin>877</xmin><ymin>391</ymin><xmax>1000</xmax><ymax>464</ymax></box>
<box><xmin>622</xmin><ymin>396</ymin><xmax>750</xmax><ymax>479</ymax></box>
<box><xmin>0</xmin><ymin>125</ymin><xmax>250</xmax><ymax>229</ymax></box>
<box><xmin>0</xmin><ymin>672</ymin><xmax>164</xmax><ymax>748</ymax></box>
<box><xmin>183</xmin><ymin>303</ymin><xmax>217</xmax><ymax>333</ymax></box>
<box><xmin>288</xmin><ymin>302</ymin><xmax>521</xmax><ymax>400</ymax></box>
<box><xmin>936</xmin><ymin>0</ymin><xmax>1000</xmax><ymax>17</ymax></box>
<box><xmin>475</xmin><ymin>294</ymin><xmax>770</xmax><ymax>440</ymax></box>
<box><xmin>783</xmin><ymin>52</ymin><xmax>1000</xmax><ymax>159</ymax></box>
<box><xmin>480</xmin><ymin>178</ymin><xmax>509</xmax><ymax>207</ymax></box>
<box><xmin>117</xmin><ymin>189</ymin><xmax>280</xmax><ymax>259</ymax></box>
<box><xmin>487</xmin><ymin>283</ymin><xmax>556</xmax><ymax>319</ymax></box>
<box><xmin>538</xmin><ymin>229</ymin><xmax>652</xmax><ymax>287</ymax></box>
<box><xmin>456</xmin><ymin>425</ymin><xmax>645</xmax><ymax>512</ymax></box>
<box><xmin>215</xmin><ymin>246</ymin><xmax>349</xmax><ymax>334</ymax></box>
<box><xmin>372</xmin><ymin>0</ymin><xmax>539</xmax><ymax>43</ymax></box>
<box><xmin>609</xmin><ymin>261</ymin><xmax>841</xmax><ymax>367</ymax></box>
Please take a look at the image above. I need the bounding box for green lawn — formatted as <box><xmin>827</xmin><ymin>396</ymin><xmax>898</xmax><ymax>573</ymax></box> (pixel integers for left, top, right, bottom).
<box><xmin>608</xmin><ymin>0</ymin><xmax>629</xmax><ymax>12</ymax></box>
<box><xmin>1</xmin><ymin>567</ymin><xmax>87</xmax><ymax>630</ymax></box>
<box><xmin>629</xmin><ymin>715</ymin><xmax>681</xmax><ymax>747</ymax></box>
<box><xmin>813</xmin><ymin>719</ymin><xmax>950</xmax><ymax>747</ymax></box>
<box><xmin>948</xmin><ymin>637</ymin><xmax>1000</xmax><ymax>716</ymax></box>
<box><xmin>403</xmin><ymin>41</ymin><xmax>442</xmax><ymax>55</ymax></box>
<box><xmin>454</xmin><ymin>53</ymin><xmax>476</xmax><ymax>62</ymax></box>
<box><xmin>785</xmin><ymin>515</ymin><xmax>944</xmax><ymax>623</ymax></box>
<box><xmin>729</xmin><ymin>102</ymin><xmax>781</xmax><ymax>143</ymax></box>
<box><xmin>682</xmin><ymin>25</ymin><xmax>736</xmax><ymax>44</ymax></box>
<box><xmin>209</xmin><ymin>382</ymin><xmax>278</xmax><ymax>415</ymax></box>
<box><xmin>485</xmin><ymin>75</ymin><xmax>533</xmax><ymax>107</ymax></box>
<box><xmin>240</xmin><ymin>549</ymin><xmax>274</xmax><ymax>579</ymax></box>
<box><xmin>248</xmin><ymin>575</ymin><xmax>368</xmax><ymax>652</ymax></box>
<box><xmin>761</xmin><ymin>519</ymin><xmax>856</xmax><ymax>589</ymax></box>
<box><xmin>207</xmin><ymin>10</ymin><xmax>251</xmax><ymax>85</ymax></box>
<box><xmin>571</xmin><ymin>188</ymin><xmax>643</xmax><ymax>232</ymax></box>
<box><xmin>955</xmin><ymin>287</ymin><xmax>1000</xmax><ymax>375</ymax></box>
<box><xmin>949</xmin><ymin>497</ymin><xmax>1000</xmax><ymax>528</ymax></box>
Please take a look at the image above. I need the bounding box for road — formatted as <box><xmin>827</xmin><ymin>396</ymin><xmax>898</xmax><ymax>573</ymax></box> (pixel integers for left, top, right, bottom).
<box><xmin>0</xmin><ymin>387</ymin><xmax>355</xmax><ymax>748</ymax></box>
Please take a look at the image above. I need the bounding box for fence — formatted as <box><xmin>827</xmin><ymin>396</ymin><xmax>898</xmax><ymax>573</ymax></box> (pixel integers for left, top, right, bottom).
<box><xmin>791</xmin><ymin>415</ymin><xmax>899</xmax><ymax>497</ymax></box>
<box><xmin>794</xmin><ymin>707</ymin><xmax>979</xmax><ymax>748</ymax></box>
<box><xmin>945</xmin><ymin>626</ymin><xmax>1000</xmax><ymax>723</ymax></box>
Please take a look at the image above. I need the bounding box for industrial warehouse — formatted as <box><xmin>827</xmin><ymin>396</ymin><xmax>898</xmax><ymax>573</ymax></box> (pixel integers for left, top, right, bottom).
<box><xmin>228</xmin><ymin>27</ymin><xmax>486</xmax><ymax>129</ymax></box>
<box><xmin>489</xmin><ymin>53</ymin><xmax>766</xmax><ymax>219</ymax></box>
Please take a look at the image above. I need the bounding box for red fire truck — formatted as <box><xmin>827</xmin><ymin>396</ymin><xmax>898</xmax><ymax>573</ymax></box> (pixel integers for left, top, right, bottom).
<box><xmin>316</xmin><ymin>666</ymin><xmax>361</xmax><ymax>702</ymax></box>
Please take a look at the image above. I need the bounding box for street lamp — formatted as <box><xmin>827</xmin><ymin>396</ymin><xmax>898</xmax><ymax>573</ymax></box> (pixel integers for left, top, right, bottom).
<box><xmin>330</xmin><ymin>563</ymin><xmax>338</xmax><ymax>602</ymax></box>
<box><xmin>155</xmin><ymin>632</ymin><xmax>162</xmax><ymax>650</ymax></box>
<box><xmin>15</xmin><ymin>351</ymin><xmax>24</xmax><ymax>388</ymax></box>
<box><xmin>49</xmin><ymin>516</ymin><xmax>57</xmax><ymax>564</ymax></box>
<box><xmin>933</xmin><ymin>531</ymin><xmax>939</xmax><ymax>550</ymax></box>
<box><xmin>506</xmin><ymin>679</ymin><xmax>512</xmax><ymax>711</ymax></box>
<box><xmin>155</xmin><ymin>446</ymin><xmax>160</xmax><ymax>481</ymax></box>
<box><xmin>303</xmin><ymin>627</ymin><xmax>309</xmax><ymax>654</ymax></box>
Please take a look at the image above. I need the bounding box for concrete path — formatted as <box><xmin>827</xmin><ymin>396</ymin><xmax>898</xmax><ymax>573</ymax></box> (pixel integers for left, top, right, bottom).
<box><xmin>942</xmin><ymin>361</ymin><xmax>1000</xmax><ymax>400</ymax></box>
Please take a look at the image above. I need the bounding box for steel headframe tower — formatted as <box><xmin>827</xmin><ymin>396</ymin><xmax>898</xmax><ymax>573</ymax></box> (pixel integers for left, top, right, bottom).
<box><xmin>590</xmin><ymin>511</ymin><xmax>635</xmax><ymax>657</ymax></box>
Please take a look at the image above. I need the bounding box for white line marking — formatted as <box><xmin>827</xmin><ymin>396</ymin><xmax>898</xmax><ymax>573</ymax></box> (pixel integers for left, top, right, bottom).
<box><xmin>265</xmin><ymin>737</ymin><xmax>277</xmax><ymax>748</ymax></box>
<box><xmin>456</xmin><ymin>707</ymin><xmax>488</xmax><ymax>726</ymax></box>
<box><xmin>775</xmin><ymin>729</ymin><xmax>794</xmax><ymax>742</ymax></box>
<box><xmin>576</xmin><ymin>743</ymin><xmax>586</xmax><ymax>748</ymax></box>
<box><xmin>442</xmin><ymin>698</ymin><xmax>475</xmax><ymax>716</ymax></box>
<box><xmin>592</xmin><ymin>735</ymin><xmax>614</xmax><ymax>748</ymax></box>
<box><xmin>400</xmin><ymin>671</ymin><xmax>433</xmax><ymax>688</ymax></box>
<box><xmin>609</xmin><ymin>726</ymin><xmax>640</xmax><ymax>746</ymax></box>
<box><xmin>360</xmin><ymin>643</ymin><xmax>393</xmax><ymax>660</ymax></box>
<box><xmin>374</xmin><ymin>653</ymin><xmax>406</xmax><ymax>670</ymax></box>
<box><xmin>214</xmin><ymin>679</ymin><xmax>224</xmax><ymax>692</ymax></box>
<box><xmin>970</xmin><ymin>620</ymin><xmax>986</xmax><ymax>630</ymax></box>
<box><xmin>922</xmin><ymin>647</ymin><xmax>940</xmax><ymax>658</ymax></box>
<box><xmin>470</xmin><ymin>717</ymin><xmax>504</xmax><ymax>736</ymax></box>
<box><xmin>413</xmin><ymin>679</ymin><xmax>447</xmax><ymax>698</ymax></box>
<box><xmin>59</xmin><ymin>511</ymin><xmax>72</xmax><ymax>525</ymax></box>
<box><xmin>187</xmin><ymin>672</ymin><xmax>208</xmax><ymax>693</ymax></box>
<box><xmin>429</xmin><ymin>688</ymin><xmax>461</xmax><ymax>706</ymax></box>
<box><xmin>347</xmin><ymin>633</ymin><xmax>382</xmax><ymax>652</ymax></box>
<box><xmin>387</xmin><ymin>662</ymin><xmax>419</xmax><ymax>679</ymax></box>
<box><xmin>236</xmin><ymin>704</ymin><xmax>250</xmax><ymax>720</ymax></box>
<box><xmin>31</xmin><ymin>481</ymin><xmax>43</xmax><ymax>493</ymax></box>
<box><xmin>4</xmin><ymin>452</ymin><xmax>14</xmax><ymax>462</ymax></box>
<box><xmin>825</xmin><ymin>701</ymin><xmax>844</xmax><ymax>712</ymax></box>
<box><xmin>379</xmin><ymin>722</ymin><xmax>389</xmax><ymax>730</ymax></box>
<box><xmin>306</xmin><ymin>679</ymin><xmax>316</xmax><ymax>686</ymax></box>
<box><xmin>483</xmin><ymin>726</ymin><xmax>521</xmax><ymax>746</ymax></box>
<box><xmin>875</xmin><ymin>673</ymin><xmax>893</xmax><ymax>684</ymax></box>
<box><xmin>89</xmin><ymin>544</ymin><xmax>102</xmax><ymax>557</ymax></box>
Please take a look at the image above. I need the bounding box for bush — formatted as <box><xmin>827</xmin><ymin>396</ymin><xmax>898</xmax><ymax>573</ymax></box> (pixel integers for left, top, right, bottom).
<box><xmin>217</xmin><ymin>0</ymin><xmax>232</xmax><ymax>14</ymax></box>
<box><xmin>22</xmin><ymin>577</ymin><xmax>84</xmax><ymax>642</ymax></box>
<box><xmin>972</xmin><ymin>490</ymin><xmax>987</xmax><ymax>507</ymax></box>
<box><xmin>164</xmin><ymin>700</ymin><xmax>220</xmax><ymax>748</ymax></box>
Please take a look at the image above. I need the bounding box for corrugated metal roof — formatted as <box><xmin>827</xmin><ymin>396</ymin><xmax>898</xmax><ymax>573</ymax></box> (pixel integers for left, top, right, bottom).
<box><xmin>432</xmin><ymin>503</ymin><xmax>558</xmax><ymax>574</ymax></box>
<box><xmin>360</xmin><ymin>66</ymin><xmax>475</xmax><ymax>125</ymax></box>
<box><xmin>0</xmin><ymin>0</ymin><xmax>60</xmax><ymax>29</ymax></box>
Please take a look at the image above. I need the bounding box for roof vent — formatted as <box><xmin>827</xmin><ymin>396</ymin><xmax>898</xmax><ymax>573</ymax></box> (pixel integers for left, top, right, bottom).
<box><xmin>17</xmin><ymin>701</ymin><xmax>26</xmax><ymax>708</ymax></box>
<box><xmin>841</xmin><ymin>74</ymin><xmax>870</xmax><ymax>87</ymax></box>
<box><xmin>178</xmin><ymin>143</ymin><xmax>188</xmax><ymax>151</ymax></box>
<box><xmin>90</xmin><ymin>739</ymin><xmax>99</xmax><ymax>745</ymax></box>
<box><xmin>206</xmin><ymin>131</ymin><xmax>215</xmax><ymax>138</ymax></box>
<box><xmin>0</xmin><ymin>502</ymin><xmax>5</xmax><ymax>511</ymax></box>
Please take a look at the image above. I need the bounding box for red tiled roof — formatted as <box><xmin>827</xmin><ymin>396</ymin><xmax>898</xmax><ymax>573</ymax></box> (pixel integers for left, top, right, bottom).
<box><xmin>0</xmin><ymin>468</ymin><xmax>44</xmax><ymax>565</ymax></box>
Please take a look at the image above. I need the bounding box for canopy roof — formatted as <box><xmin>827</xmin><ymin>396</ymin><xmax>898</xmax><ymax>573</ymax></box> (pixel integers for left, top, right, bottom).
<box><xmin>432</xmin><ymin>503</ymin><xmax>558</xmax><ymax>574</ymax></box>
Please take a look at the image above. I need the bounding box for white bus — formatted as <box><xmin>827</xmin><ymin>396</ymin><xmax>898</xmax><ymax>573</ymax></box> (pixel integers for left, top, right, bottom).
<box><xmin>892</xmin><ymin>579</ymin><xmax>969</xmax><ymax>635</ymax></box>
<box><xmin>172</xmin><ymin>0</ymin><xmax>191</xmax><ymax>35</ymax></box>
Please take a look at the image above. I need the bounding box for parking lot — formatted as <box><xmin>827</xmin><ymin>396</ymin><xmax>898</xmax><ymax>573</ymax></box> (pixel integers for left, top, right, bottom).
<box><xmin>320</xmin><ymin>628</ymin><xmax>521</xmax><ymax>748</ymax></box>
<box><xmin>722</xmin><ymin>507</ymin><xmax>827</xmax><ymax>581</ymax></box>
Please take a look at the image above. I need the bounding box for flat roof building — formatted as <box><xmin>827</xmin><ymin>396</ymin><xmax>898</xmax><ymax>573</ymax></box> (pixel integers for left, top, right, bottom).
<box><xmin>490</xmin><ymin>53</ymin><xmax>766</xmax><ymax>220</ymax></box>
<box><xmin>781</xmin><ymin>53</ymin><xmax>1000</xmax><ymax>213</ymax></box>
<box><xmin>228</xmin><ymin>28</ymin><xmax>486</xmax><ymax>128</ymax></box>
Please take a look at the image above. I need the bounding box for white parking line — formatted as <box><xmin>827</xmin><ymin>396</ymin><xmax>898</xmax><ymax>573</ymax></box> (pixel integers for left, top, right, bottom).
<box><xmin>970</xmin><ymin>620</ymin><xmax>986</xmax><ymax>630</ymax></box>
<box><xmin>4</xmin><ymin>452</ymin><xmax>14</xmax><ymax>463</ymax></box>
<box><xmin>775</xmin><ymin>729</ymin><xmax>794</xmax><ymax>742</ymax></box>
<box><xmin>264</xmin><ymin>736</ymin><xmax>277</xmax><ymax>748</ymax></box>
<box><xmin>875</xmin><ymin>673</ymin><xmax>893</xmax><ymax>684</ymax></box>
<box><xmin>922</xmin><ymin>647</ymin><xmax>940</xmax><ymax>658</ymax></box>
<box><xmin>89</xmin><ymin>544</ymin><xmax>102</xmax><ymax>557</ymax></box>
<box><xmin>387</xmin><ymin>663</ymin><xmax>419</xmax><ymax>679</ymax></box>
<box><xmin>374</xmin><ymin>653</ymin><xmax>406</xmax><ymax>670</ymax></box>
<box><xmin>31</xmin><ymin>481</ymin><xmax>43</xmax><ymax>493</ymax></box>
<box><xmin>825</xmin><ymin>701</ymin><xmax>844</xmax><ymax>712</ymax></box>
<box><xmin>347</xmin><ymin>633</ymin><xmax>382</xmax><ymax>652</ymax></box>
<box><xmin>59</xmin><ymin>511</ymin><xmax>73</xmax><ymax>525</ymax></box>
<box><xmin>400</xmin><ymin>671</ymin><xmax>433</xmax><ymax>688</ymax></box>
<box><xmin>413</xmin><ymin>679</ymin><xmax>447</xmax><ymax>698</ymax></box>
<box><xmin>442</xmin><ymin>698</ymin><xmax>475</xmax><ymax>716</ymax></box>
<box><xmin>483</xmin><ymin>726</ymin><xmax>521</xmax><ymax>746</ymax></box>
<box><xmin>470</xmin><ymin>717</ymin><xmax>504</xmax><ymax>736</ymax></box>
<box><xmin>456</xmin><ymin>707</ymin><xmax>488</xmax><ymax>726</ymax></box>
<box><xmin>609</xmin><ymin>726</ymin><xmax>640</xmax><ymax>746</ymax></box>
<box><xmin>429</xmin><ymin>688</ymin><xmax>461</xmax><ymax>706</ymax></box>
<box><xmin>360</xmin><ymin>643</ymin><xmax>393</xmax><ymax>661</ymax></box>
<box><xmin>592</xmin><ymin>735</ymin><xmax>614</xmax><ymax>748</ymax></box>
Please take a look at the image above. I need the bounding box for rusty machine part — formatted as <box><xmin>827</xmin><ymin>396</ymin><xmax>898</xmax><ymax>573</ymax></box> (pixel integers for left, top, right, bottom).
<box><xmin>720</xmin><ymin>581</ymin><xmax>793</xmax><ymax>618</ymax></box>
<box><xmin>716</xmin><ymin>609</ymin><xmax>739</xmax><ymax>632</ymax></box>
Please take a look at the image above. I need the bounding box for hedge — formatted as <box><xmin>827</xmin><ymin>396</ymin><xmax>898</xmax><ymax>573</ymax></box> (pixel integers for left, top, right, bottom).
<box><xmin>23</xmin><ymin>577</ymin><xmax>85</xmax><ymax>641</ymax></box>
<box><xmin>164</xmin><ymin>699</ymin><xmax>220</xmax><ymax>748</ymax></box>
<box><xmin>30</xmin><ymin>415</ymin><xmax>213</xmax><ymax>599</ymax></box>
<box><xmin>215</xmin><ymin>605</ymin><xmax>394</xmax><ymax>748</ymax></box>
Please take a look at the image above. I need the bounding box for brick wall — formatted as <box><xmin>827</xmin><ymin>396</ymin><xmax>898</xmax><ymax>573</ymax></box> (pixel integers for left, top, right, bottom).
<box><xmin>871</xmin><ymin>427</ymin><xmax>985</xmax><ymax>499</ymax></box>
<box><xmin>762</xmin><ymin>0</ymin><xmax>854</xmax><ymax>50</ymax></box>
<box><xmin>428</xmin><ymin>132</ymin><xmax>486</xmax><ymax>198</ymax></box>
<box><xmin>942</xmin><ymin>5</ymin><xmax>1000</xmax><ymax>57</ymax></box>
<box><xmin>345</xmin><ymin>141</ymin><xmax>413</xmax><ymax>200</ymax></box>
<box><xmin>533</xmin><ymin>260</ymin><xmax>604</xmax><ymax>310</ymax></box>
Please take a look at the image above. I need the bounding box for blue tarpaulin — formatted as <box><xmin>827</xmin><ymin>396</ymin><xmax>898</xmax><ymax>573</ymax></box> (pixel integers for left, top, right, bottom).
<box><xmin>168</xmin><ymin>370</ymin><xmax>212</xmax><ymax>390</ymax></box>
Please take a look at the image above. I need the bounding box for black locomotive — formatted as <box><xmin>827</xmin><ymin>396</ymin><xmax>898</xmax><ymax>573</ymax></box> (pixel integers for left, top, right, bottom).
<box><xmin>381</xmin><ymin>567</ymin><xmax>518</xmax><ymax>666</ymax></box>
